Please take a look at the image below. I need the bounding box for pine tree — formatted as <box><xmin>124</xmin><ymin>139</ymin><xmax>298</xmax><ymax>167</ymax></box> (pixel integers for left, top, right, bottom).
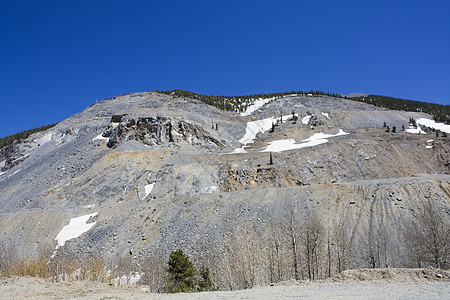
<box><xmin>269</xmin><ymin>152</ymin><xmax>273</xmax><ymax>165</ymax></box>
<box><xmin>386</xmin><ymin>126</ymin><xmax>390</xmax><ymax>132</ymax></box>
<box><xmin>392</xmin><ymin>126</ymin><xmax>396</xmax><ymax>133</ymax></box>
<box><xmin>197</xmin><ymin>266</ymin><xmax>215</xmax><ymax>291</ymax></box>
<box><xmin>271</xmin><ymin>122</ymin><xmax>275</xmax><ymax>133</ymax></box>
<box><xmin>165</xmin><ymin>249</ymin><xmax>197</xmax><ymax>293</ymax></box>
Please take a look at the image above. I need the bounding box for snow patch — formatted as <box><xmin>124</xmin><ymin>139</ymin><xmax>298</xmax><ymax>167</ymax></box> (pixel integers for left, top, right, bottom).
<box><xmin>112</xmin><ymin>272</ymin><xmax>142</xmax><ymax>286</ymax></box>
<box><xmin>35</xmin><ymin>132</ymin><xmax>53</xmax><ymax>145</ymax></box>
<box><xmin>205</xmin><ymin>185</ymin><xmax>218</xmax><ymax>193</ymax></box>
<box><xmin>322</xmin><ymin>112</ymin><xmax>330</xmax><ymax>119</ymax></box>
<box><xmin>261</xmin><ymin>129</ymin><xmax>349</xmax><ymax>153</ymax></box>
<box><xmin>83</xmin><ymin>204</ymin><xmax>96</xmax><ymax>208</ymax></box>
<box><xmin>416</xmin><ymin>118</ymin><xmax>450</xmax><ymax>134</ymax></box>
<box><xmin>239</xmin><ymin>114</ymin><xmax>291</xmax><ymax>145</ymax></box>
<box><xmin>229</xmin><ymin>147</ymin><xmax>248</xmax><ymax>154</ymax></box>
<box><xmin>302</xmin><ymin>115</ymin><xmax>311</xmax><ymax>125</ymax></box>
<box><xmin>303</xmin><ymin>129</ymin><xmax>349</xmax><ymax>142</ymax></box>
<box><xmin>55</xmin><ymin>212</ymin><xmax>98</xmax><ymax>249</ymax></box>
<box><xmin>240</xmin><ymin>97</ymin><xmax>276</xmax><ymax>116</ymax></box>
<box><xmin>10</xmin><ymin>154</ymin><xmax>29</xmax><ymax>164</ymax></box>
<box><xmin>7</xmin><ymin>169</ymin><xmax>21</xmax><ymax>178</ymax></box>
<box><xmin>111</xmin><ymin>122</ymin><xmax>120</xmax><ymax>128</ymax></box>
<box><xmin>406</xmin><ymin>125</ymin><xmax>426</xmax><ymax>134</ymax></box>
<box><xmin>144</xmin><ymin>183</ymin><xmax>155</xmax><ymax>198</ymax></box>
<box><xmin>93</xmin><ymin>133</ymin><xmax>109</xmax><ymax>141</ymax></box>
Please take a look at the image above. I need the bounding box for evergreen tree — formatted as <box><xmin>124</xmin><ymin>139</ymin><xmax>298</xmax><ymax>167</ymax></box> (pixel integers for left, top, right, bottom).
<box><xmin>165</xmin><ymin>249</ymin><xmax>197</xmax><ymax>293</ymax></box>
<box><xmin>269</xmin><ymin>152</ymin><xmax>273</xmax><ymax>165</ymax></box>
<box><xmin>271</xmin><ymin>122</ymin><xmax>275</xmax><ymax>133</ymax></box>
<box><xmin>386</xmin><ymin>126</ymin><xmax>390</xmax><ymax>132</ymax></box>
<box><xmin>197</xmin><ymin>266</ymin><xmax>215</xmax><ymax>291</ymax></box>
<box><xmin>392</xmin><ymin>126</ymin><xmax>396</xmax><ymax>133</ymax></box>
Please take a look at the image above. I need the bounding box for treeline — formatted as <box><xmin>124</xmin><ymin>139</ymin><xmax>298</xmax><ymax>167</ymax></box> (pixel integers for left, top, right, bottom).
<box><xmin>156</xmin><ymin>89</ymin><xmax>341</xmax><ymax>113</ymax></box>
<box><xmin>348</xmin><ymin>94</ymin><xmax>450</xmax><ymax>124</ymax></box>
<box><xmin>0</xmin><ymin>123</ymin><xmax>57</xmax><ymax>150</ymax></box>
<box><xmin>158</xmin><ymin>90</ymin><xmax>449</xmax><ymax>125</ymax></box>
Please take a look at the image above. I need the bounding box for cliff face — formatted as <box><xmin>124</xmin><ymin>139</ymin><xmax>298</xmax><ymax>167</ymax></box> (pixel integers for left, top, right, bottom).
<box><xmin>0</xmin><ymin>92</ymin><xmax>449</xmax><ymax>289</ymax></box>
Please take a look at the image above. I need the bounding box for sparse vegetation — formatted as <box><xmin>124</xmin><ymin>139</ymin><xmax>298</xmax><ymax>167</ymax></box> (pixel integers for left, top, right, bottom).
<box><xmin>164</xmin><ymin>249</ymin><xmax>215</xmax><ymax>293</ymax></box>
<box><xmin>0</xmin><ymin>246</ymin><xmax>112</xmax><ymax>283</ymax></box>
<box><xmin>157</xmin><ymin>90</ymin><xmax>449</xmax><ymax>125</ymax></box>
<box><xmin>350</xmin><ymin>95</ymin><xmax>450</xmax><ymax>124</ymax></box>
<box><xmin>156</xmin><ymin>90</ymin><xmax>344</xmax><ymax>113</ymax></box>
<box><xmin>406</xmin><ymin>200</ymin><xmax>450</xmax><ymax>269</ymax></box>
<box><xmin>0</xmin><ymin>123</ymin><xmax>57</xmax><ymax>150</ymax></box>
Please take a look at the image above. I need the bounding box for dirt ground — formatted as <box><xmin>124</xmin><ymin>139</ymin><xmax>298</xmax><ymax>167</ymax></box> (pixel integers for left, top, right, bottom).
<box><xmin>1</xmin><ymin>267</ymin><xmax>449</xmax><ymax>300</ymax></box>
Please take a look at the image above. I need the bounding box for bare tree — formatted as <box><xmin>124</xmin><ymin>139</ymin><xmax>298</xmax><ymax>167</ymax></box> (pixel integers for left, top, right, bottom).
<box><xmin>278</xmin><ymin>200</ymin><xmax>302</xmax><ymax>280</ymax></box>
<box><xmin>406</xmin><ymin>200</ymin><xmax>450</xmax><ymax>269</ymax></box>
<box><xmin>302</xmin><ymin>211</ymin><xmax>325</xmax><ymax>280</ymax></box>
<box><xmin>332</xmin><ymin>212</ymin><xmax>354</xmax><ymax>274</ymax></box>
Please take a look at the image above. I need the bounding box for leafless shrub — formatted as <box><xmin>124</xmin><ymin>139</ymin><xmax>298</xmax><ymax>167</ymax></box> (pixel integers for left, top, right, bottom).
<box><xmin>302</xmin><ymin>211</ymin><xmax>325</xmax><ymax>280</ymax></box>
<box><xmin>406</xmin><ymin>200</ymin><xmax>450</xmax><ymax>269</ymax></box>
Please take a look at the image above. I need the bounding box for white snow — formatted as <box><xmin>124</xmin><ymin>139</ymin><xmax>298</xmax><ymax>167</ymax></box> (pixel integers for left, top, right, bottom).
<box><xmin>83</xmin><ymin>204</ymin><xmax>96</xmax><ymax>208</ymax></box>
<box><xmin>426</xmin><ymin>145</ymin><xmax>433</xmax><ymax>149</ymax></box>
<box><xmin>229</xmin><ymin>114</ymin><xmax>292</xmax><ymax>154</ymax></box>
<box><xmin>229</xmin><ymin>147</ymin><xmax>248</xmax><ymax>154</ymax></box>
<box><xmin>416</xmin><ymin>118</ymin><xmax>450</xmax><ymax>134</ymax></box>
<box><xmin>239</xmin><ymin>115</ymin><xmax>291</xmax><ymax>145</ymax></box>
<box><xmin>93</xmin><ymin>133</ymin><xmax>109</xmax><ymax>141</ymax></box>
<box><xmin>7</xmin><ymin>169</ymin><xmax>21</xmax><ymax>178</ymax></box>
<box><xmin>0</xmin><ymin>171</ymin><xmax>5</xmax><ymax>176</ymax></box>
<box><xmin>11</xmin><ymin>154</ymin><xmax>29</xmax><ymax>164</ymax></box>
<box><xmin>144</xmin><ymin>183</ymin><xmax>155</xmax><ymax>198</ymax></box>
<box><xmin>112</xmin><ymin>272</ymin><xmax>141</xmax><ymax>286</ymax></box>
<box><xmin>303</xmin><ymin>129</ymin><xmax>349</xmax><ymax>142</ymax></box>
<box><xmin>406</xmin><ymin>125</ymin><xmax>426</xmax><ymax>134</ymax></box>
<box><xmin>111</xmin><ymin>122</ymin><xmax>120</xmax><ymax>128</ymax></box>
<box><xmin>322</xmin><ymin>112</ymin><xmax>330</xmax><ymax>119</ymax></box>
<box><xmin>55</xmin><ymin>212</ymin><xmax>98</xmax><ymax>249</ymax></box>
<box><xmin>261</xmin><ymin>129</ymin><xmax>349</xmax><ymax>153</ymax></box>
<box><xmin>302</xmin><ymin>115</ymin><xmax>311</xmax><ymax>125</ymax></box>
<box><xmin>240</xmin><ymin>97</ymin><xmax>276</xmax><ymax>116</ymax></box>
<box><xmin>205</xmin><ymin>185</ymin><xmax>218</xmax><ymax>193</ymax></box>
<box><xmin>35</xmin><ymin>132</ymin><xmax>53</xmax><ymax>145</ymax></box>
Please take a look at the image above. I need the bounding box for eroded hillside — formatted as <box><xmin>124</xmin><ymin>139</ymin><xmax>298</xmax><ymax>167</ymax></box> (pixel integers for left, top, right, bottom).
<box><xmin>0</xmin><ymin>92</ymin><xmax>449</xmax><ymax>290</ymax></box>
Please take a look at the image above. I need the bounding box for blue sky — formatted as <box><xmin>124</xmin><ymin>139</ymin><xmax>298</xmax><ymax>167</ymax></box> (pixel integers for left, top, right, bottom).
<box><xmin>1</xmin><ymin>0</ymin><xmax>449</xmax><ymax>138</ymax></box>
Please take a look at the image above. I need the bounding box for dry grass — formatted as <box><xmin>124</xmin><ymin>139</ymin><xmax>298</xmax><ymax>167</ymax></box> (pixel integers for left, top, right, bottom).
<box><xmin>1</xmin><ymin>249</ymin><xmax>112</xmax><ymax>283</ymax></box>
<box><xmin>3</xmin><ymin>256</ymin><xmax>51</xmax><ymax>278</ymax></box>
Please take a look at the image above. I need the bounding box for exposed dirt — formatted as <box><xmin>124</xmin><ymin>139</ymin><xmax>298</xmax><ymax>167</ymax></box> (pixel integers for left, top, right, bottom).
<box><xmin>1</xmin><ymin>267</ymin><xmax>449</xmax><ymax>300</ymax></box>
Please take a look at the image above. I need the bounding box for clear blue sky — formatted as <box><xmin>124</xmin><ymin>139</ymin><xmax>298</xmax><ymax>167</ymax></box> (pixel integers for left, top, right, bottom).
<box><xmin>1</xmin><ymin>0</ymin><xmax>449</xmax><ymax>138</ymax></box>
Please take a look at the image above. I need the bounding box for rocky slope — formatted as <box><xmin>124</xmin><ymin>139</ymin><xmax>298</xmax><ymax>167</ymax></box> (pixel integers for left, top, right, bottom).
<box><xmin>0</xmin><ymin>92</ymin><xmax>449</xmax><ymax>290</ymax></box>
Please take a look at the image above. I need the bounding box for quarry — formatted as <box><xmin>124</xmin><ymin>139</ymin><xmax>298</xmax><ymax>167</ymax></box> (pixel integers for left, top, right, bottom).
<box><xmin>0</xmin><ymin>91</ymin><xmax>449</xmax><ymax>297</ymax></box>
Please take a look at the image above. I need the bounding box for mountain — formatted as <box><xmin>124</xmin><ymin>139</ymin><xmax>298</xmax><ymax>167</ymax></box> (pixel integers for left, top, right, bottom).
<box><xmin>0</xmin><ymin>91</ymin><xmax>449</xmax><ymax>291</ymax></box>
